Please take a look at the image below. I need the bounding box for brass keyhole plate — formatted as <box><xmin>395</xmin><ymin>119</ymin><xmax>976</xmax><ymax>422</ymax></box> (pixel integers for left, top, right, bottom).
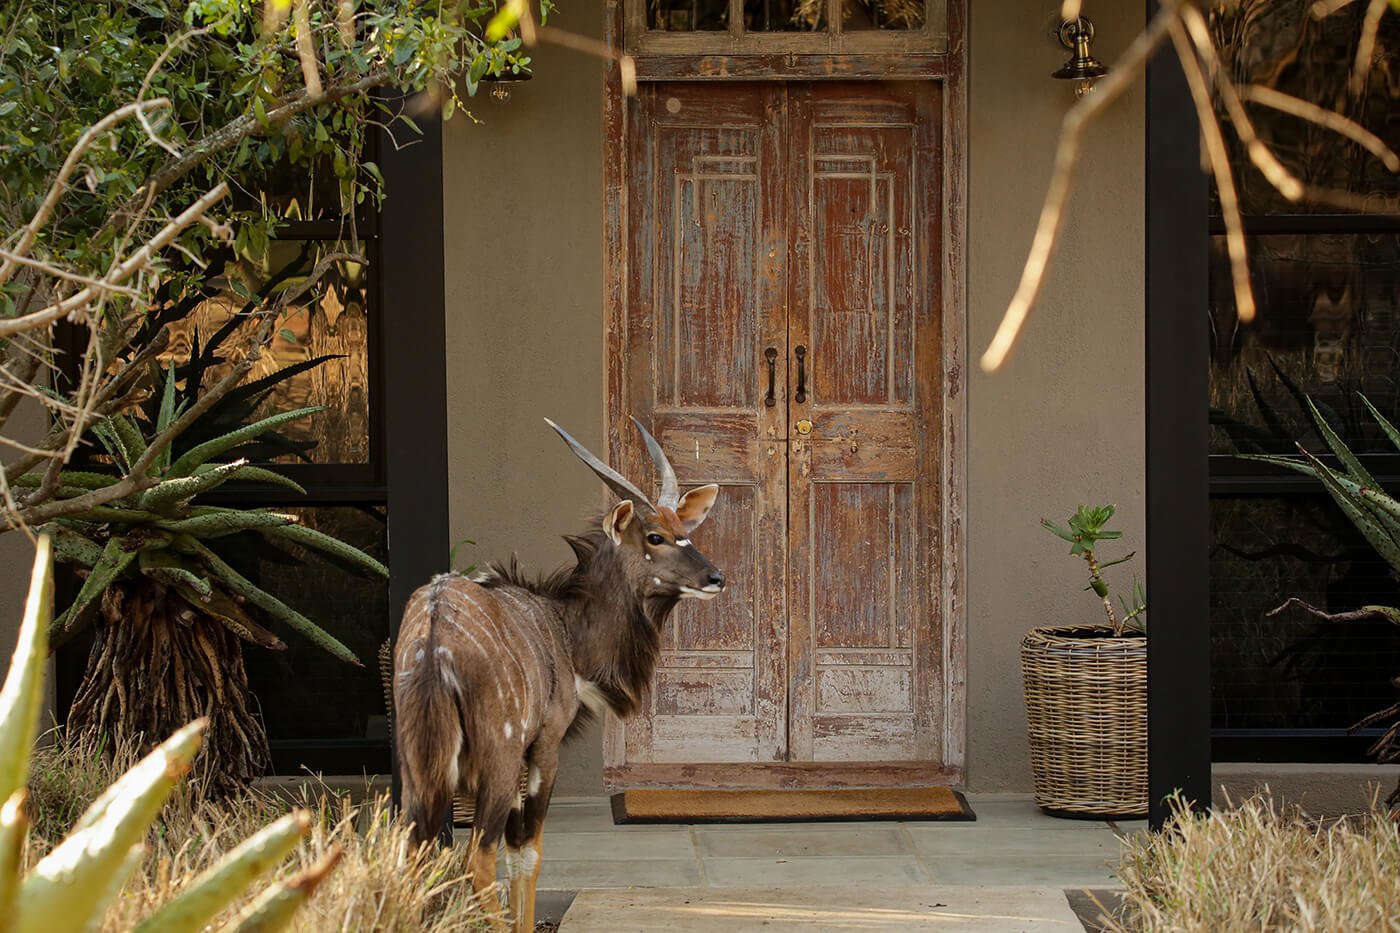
<box><xmin>795</xmin><ymin>419</ymin><xmax>814</xmax><ymax>436</ymax></box>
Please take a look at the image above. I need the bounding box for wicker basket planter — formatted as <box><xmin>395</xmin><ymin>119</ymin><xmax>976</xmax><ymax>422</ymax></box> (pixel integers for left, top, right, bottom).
<box><xmin>1021</xmin><ymin>624</ymin><xmax>1147</xmax><ymax>818</ymax></box>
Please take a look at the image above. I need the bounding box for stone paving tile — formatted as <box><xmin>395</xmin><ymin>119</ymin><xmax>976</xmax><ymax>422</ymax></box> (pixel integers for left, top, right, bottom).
<box><xmin>538</xmin><ymin>856</ymin><xmax>705</xmax><ymax>889</ymax></box>
<box><xmin>937</xmin><ymin>795</ymin><xmax>1111</xmax><ymax>830</ymax></box>
<box><xmin>906</xmin><ymin>826</ymin><xmax>1121</xmax><ymax>858</ymax></box>
<box><xmin>544</xmin><ymin>830</ymin><xmax>699</xmax><ymax>861</ymax></box>
<box><xmin>694</xmin><ymin>824</ymin><xmax>913</xmax><ymax>859</ymax></box>
<box><xmin>702</xmin><ymin>855</ymin><xmax>930</xmax><ymax>887</ymax></box>
<box><xmin>543</xmin><ymin>798</ymin><xmax>679</xmax><ymax>834</ymax></box>
<box><xmin>920</xmin><ymin>852</ymin><xmax>1121</xmax><ymax>888</ymax></box>
<box><xmin>559</xmin><ymin>885</ymin><xmax>1085</xmax><ymax>932</ymax></box>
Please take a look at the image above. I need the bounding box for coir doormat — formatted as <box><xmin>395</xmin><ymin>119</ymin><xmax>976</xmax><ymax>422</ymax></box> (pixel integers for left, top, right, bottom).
<box><xmin>610</xmin><ymin>787</ymin><xmax>975</xmax><ymax>824</ymax></box>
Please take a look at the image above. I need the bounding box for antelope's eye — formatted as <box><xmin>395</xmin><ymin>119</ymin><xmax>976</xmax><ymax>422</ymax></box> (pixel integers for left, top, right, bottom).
<box><xmin>646</xmin><ymin>533</ymin><xmax>666</xmax><ymax>546</ymax></box>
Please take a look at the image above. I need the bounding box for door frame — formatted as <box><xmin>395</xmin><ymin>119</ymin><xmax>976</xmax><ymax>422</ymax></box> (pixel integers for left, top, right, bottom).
<box><xmin>600</xmin><ymin>0</ymin><xmax>967</xmax><ymax>790</ymax></box>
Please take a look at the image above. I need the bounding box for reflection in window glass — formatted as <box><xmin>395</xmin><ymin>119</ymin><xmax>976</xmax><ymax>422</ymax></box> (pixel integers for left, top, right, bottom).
<box><xmin>743</xmin><ymin>0</ymin><xmax>812</xmax><ymax>31</ymax></box>
<box><xmin>1209</xmin><ymin>233</ymin><xmax>1400</xmax><ymax>455</ymax></box>
<box><xmin>842</xmin><ymin>0</ymin><xmax>923</xmax><ymax>30</ymax></box>
<box><xmin>235</xmin><ymin>506</ymin><xmax>390</xmax><ymax>743</ymax></box>
<box><xmin>1211</xmin><ymin>496</ymin><xmax>1400</xmax><ymax>735</ymax></box>
<box><xmin>1210</xmin><ymin>3</ymin><xmax>1400</xmax><ymax>213</ymax></box>
<box><xmin>158</xmin><ymin>243</ymin><xmax>372</xmax><ymax>465</ymax></box>
<box><xmin>650</xmin><ymin>0</ymin><xmax>729</xmax><ymax>30</ymax></box>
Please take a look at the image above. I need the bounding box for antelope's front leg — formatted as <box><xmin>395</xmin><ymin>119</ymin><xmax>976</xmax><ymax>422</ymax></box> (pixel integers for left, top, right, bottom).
<box><xmin>505</xmin><ymin>750</ymin><xmax>560</xmax><ymax>933</ymax></box>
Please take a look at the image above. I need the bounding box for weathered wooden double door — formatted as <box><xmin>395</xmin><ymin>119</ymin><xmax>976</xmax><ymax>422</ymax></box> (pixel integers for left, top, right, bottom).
<box><xmin>612</xmin><ymin>81</ymin><xmax>953</xmax><ymax>789</ymax></box>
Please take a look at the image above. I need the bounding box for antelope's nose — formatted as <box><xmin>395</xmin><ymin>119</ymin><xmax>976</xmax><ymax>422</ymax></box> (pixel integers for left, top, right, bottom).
<box><xmin>705</xmin><ymin>571</ymin><xmax>725</xmax><ymax>590</ymax></box>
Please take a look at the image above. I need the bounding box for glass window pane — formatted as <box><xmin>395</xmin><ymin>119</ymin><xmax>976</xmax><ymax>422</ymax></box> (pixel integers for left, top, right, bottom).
<box><xmin>236</xmin><ymin>506</ymin><xmax>390</xmax><ymax>743</ymax></box>
<box><xmin>158</xmin><ymin>242</ymin><xmax>373</xmax><ymax>465</ymax></box>
<box><xmin>744</xmin><ymin>0</ymin><xmax>823</xmax><ymax>31</ymax></box>
<box><xmin>1209</xmin><ymin>233</ymin><xmax>1400</xmax><ymax>455</ymax></box>
<box><xmin>1211</xmin><ymin>4</ymin><xmax>1400</xmax><ymax>214</ymax></box>
<box><xmin>842</xmin><ymin>0</ymin><xmax>923</xmax><ymax>30</ymax></box>
<box><xmin>1212</xmin><ymin>496</ymin><xmax>1400</xmax><ymax>735</ymax></box>
<box><xmin>649</xmin><ymin>0</ymin><xmax>729</xmax><ymax>30</ymax></box>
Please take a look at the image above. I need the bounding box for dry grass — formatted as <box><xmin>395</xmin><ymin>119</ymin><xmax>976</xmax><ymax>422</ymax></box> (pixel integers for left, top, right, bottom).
<box><xmin>24</xmin><ymin>735</ymin><xmax>502</xmax><ymax>932</ymax></box>
<box><xmin>1107</xmin><ymin>793</ymin><xmax>1400</xmax><ymax>932</ymax></box>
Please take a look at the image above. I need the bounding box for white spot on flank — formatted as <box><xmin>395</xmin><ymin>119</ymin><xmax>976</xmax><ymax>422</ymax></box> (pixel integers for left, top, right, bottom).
<box><xmin>504</xmin><ymin>722</ymin><xmax>514</xmax><ymax>739</ymax></box>
<box><xmin>414</xmin><ymin>648</ymin><xmax>425</xmax><ymax>663</ymax></box>
<box><xmin>528</xmin><ymin>764</ymin><xmax>543</xmax><ymax>797</ymax></box>
<box><xmin>644</xmin><ymin>553</ymin><xmax>652</xmax><ymax>561</ymax></box>
<box><xmin>653</xmin><ymin>577</ymin><xmax>662</xmax><ymax>586</ymax></box>
<box><xmin>575</xmin><ymin>675</ymin><xmax>609</xmax><ymax>716</ymax></box>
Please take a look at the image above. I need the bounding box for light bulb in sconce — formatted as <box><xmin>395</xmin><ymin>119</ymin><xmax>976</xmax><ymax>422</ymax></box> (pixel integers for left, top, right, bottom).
<box><xmin>1053</xmin><ymin>17</ymin><xmax>1109</xmax><ymax>98</ymax></box>
<box><xmin>482</xmin><ymin>67</ymin><xmax>532</xmax><ymax>103</ymax></box>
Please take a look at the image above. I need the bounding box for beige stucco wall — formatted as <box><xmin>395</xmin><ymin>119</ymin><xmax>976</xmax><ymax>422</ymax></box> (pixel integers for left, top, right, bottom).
<box><xmin>0</xmin><ymin>399</ymin><xmax>55</xmax><ymax>719</ymax></box>
<box><xmin>442</xmin><ymin>2</ymin><xmax>1146</xmax><ymax>795</ymax></box>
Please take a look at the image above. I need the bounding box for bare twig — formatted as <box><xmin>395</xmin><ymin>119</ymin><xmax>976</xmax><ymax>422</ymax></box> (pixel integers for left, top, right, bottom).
<box><xmin>979</xmin><ymin>6</ymin><xmax>1175</xmax><ymax>372</ymax></box>
<box><xmin>1351</xmin><ymin>0</ymin><xmax>1388</xmax><ymax>96</ymax></box>
<box><xmin>0</xmin><ymin>183</ymin><xmax>230</xmax><ymax>338</ymax></box>
<box><xmin>1237</xmin><ymin>85</ymin><xmax>1400</xmax><ymax>172</ymax></box>
<box><xmin>1170</xmin><ymin>12</ymin><xmax>1255</xmax><ymax>326</ymax></box>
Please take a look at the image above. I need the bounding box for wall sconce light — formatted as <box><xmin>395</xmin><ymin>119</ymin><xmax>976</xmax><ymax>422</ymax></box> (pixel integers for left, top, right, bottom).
<box><xmin>1053</xmin><ymin>17</ymin><xmax>1109</xmax><ymax>98</ymax></box>
<box><xmin>482</xmin><ymin>68</ymin><xmax>532</xmax><ymax>103</ymax></box>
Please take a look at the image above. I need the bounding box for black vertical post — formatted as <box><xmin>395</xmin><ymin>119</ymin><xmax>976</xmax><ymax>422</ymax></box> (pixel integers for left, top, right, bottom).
<box><xmin>377</xmin><ymin>97</ymin><xmax>449</xmax><ymax>808</ymax></box>
<box><xmin>1146</xmin><ymin>3</ymin><xmax>1212</xmax><ymax>830</ymax></box>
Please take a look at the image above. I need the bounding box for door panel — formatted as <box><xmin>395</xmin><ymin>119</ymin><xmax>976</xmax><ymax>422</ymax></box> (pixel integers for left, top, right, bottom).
<box><xmin>617</xmin><ymin>80</ymin><xmax>946</xmax><ymax>784</ymax></box>
<box><xmin>787</xmin><ymin>83</ymin><xmax>944</xmax><ymax>765</ymax></box>
<box><xmin>626</xmin><ymin>84</ymin><xmax>789</xmax><ymax>766</ymax></box>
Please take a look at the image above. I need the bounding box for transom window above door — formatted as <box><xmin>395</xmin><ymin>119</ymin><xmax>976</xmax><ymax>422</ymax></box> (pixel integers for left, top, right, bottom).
<box><xmin>624</xmin><ymin>0</ymin><xmax>948</xmax><ymax>54</ymax></box>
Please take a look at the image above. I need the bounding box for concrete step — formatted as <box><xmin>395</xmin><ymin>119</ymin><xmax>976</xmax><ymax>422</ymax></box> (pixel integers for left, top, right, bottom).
<box><xmin>559</xmin><ymin>884</ymin><xmax>1093</xmax><ymax>932</ymax></box>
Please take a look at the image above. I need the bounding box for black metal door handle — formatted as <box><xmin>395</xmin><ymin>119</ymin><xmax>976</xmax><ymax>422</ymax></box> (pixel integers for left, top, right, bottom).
<box><xmin>764</xmin><ymin>347</ymin><xmax>777</xmax><ymax>407</ymax></box>
<box><xmin>794</xmin><ymin>345</ymin><xmax>807</xmax><ymax>403</ymax></box>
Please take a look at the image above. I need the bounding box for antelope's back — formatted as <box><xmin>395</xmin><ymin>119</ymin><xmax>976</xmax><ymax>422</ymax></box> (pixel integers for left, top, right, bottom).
<box><xmin>395</xmin><ymin>573</ymin><xmax>559</xmax><ymax>743</ymax></box>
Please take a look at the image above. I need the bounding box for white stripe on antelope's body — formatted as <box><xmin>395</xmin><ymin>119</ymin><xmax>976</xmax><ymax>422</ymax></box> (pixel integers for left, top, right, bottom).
<box><xmin>393</xmin><ymin>417</ymin><xmax>725</xmax><ymax>933</ymax></box>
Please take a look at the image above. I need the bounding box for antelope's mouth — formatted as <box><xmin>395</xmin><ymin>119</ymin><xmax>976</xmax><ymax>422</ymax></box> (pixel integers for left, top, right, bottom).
<box><xmin>678</xmin><ymin>584</ymin><xmax>724</xmax><ymax>600</ymax></box>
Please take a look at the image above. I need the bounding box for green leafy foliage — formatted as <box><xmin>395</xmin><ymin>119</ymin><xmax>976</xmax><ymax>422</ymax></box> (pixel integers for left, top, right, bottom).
<box><xmin>1041</xmin><ymin>504</ymin><xmax>1146</xmax><ymax>636</ymax></box>
<box><xmin>0</xmin><ymin>537</ymin><xmax>334</xmax><ymax>932</ymax></box>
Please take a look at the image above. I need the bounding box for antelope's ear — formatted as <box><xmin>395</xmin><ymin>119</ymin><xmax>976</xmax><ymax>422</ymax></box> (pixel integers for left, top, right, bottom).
<box><xmin>604</xmin><ymin>500</ymin><xmax>635</xmax><ymax>545</ymax></box>
<box><xmin>675</xmin><ymin>484</ymin><xmax>719</xmax><ymax>533</ymax></box>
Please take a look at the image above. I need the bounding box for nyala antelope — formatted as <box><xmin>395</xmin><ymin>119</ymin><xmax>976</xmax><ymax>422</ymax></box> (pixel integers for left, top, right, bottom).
<box><xmin>394</xmin><ymin>417</ymin><xmax>724</xmax><ymax>931</ymax></box>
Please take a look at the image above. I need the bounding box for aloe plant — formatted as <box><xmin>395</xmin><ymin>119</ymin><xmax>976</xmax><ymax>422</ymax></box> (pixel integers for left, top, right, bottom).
<box><xmin>1042</xmin><ymin>504</ymin><xmax>1147</xmax><ymax>637</ymax></box>
<box><xmin>1246</xmin><ymin>394</ymin><xmax>1400</xmax><ymax>799</ymax></box>
<box><xmin>18</xmin><ymin>357</ymin><xmax>387</xmax><ymax>794</ymax></box>
<box><xmin>1</xmin><ymin>537</ymin><xmax>337</xmax><ymax>932</ymax></box>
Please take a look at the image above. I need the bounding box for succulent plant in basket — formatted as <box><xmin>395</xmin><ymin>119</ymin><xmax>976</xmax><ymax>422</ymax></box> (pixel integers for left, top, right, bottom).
<box><xmin>1022</xmin><ymin>504</ymin><xmax>1148</xmax><ymax>819</ymax></box>
<box><xmin>18</xmin><ymin>356</ymin><xmax>386</xmax><ymax>796</ymax></box>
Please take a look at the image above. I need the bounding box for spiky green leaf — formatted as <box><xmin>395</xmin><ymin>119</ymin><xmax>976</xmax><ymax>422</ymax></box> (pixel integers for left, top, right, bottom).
<box><xmin>1300</xmin><ymin>447</ymin><xmax>1400</xmax><ymax>572</ymax></box>
<box><xmin>134</xmin><ymin>811</ymin><xmax>311</xmax><ymax>933</ymax></box>
<box><xmin>0</xmin><ymin>537</ymin><xmax>52</xmax><ymax>805</ymax></box>
<box><xmin>15</xmin><ymin>721</ymin><xmax>206</xmax><ymax>933</ymax></box>
<box><xmin>51</xmin><ymin>537</ymin><xmax>138</xmax><ymax>640</ymax></box>
<box><xmin>263</xmin><ymin>524</ymin><xmax>388</xmax><ymax>579</ymax></box>
<box><xmin>1359</xmin><ymin>394</ymin><xmax>1400</xmax><ymax>456</ymax></box>
<box><xmin>217</xmin><ymin>848</ymin><xmax>341</xmax><ymax>933</ymax></box>
<box><xmin>139</xmin><ymin>550</ymin><xmax>213</xmax><ymax>598</ymax></box>
<box><xmin>168</xmin><ymin>407</ymin><xmax>323</xmax><ymax>478</ymax></box>
<box><xmin>0</xmin><ymin>793</ymin><xmax>26</xmax><ymax>924</ymax></box>
<box><xmin>194</xmin><ymin>463</ymin><xmax>306</xmax><ymax>496</ymax></box>
<box><xmin>12</xmin><ymin>471</ymin><xmax>119</xmax><ymax>491</ymax></box>
<box><xmin>184</xmin><ymin>540</ymin><xmax>360</xmax><ymax>666</ymax></box>
<box><xmin>1306</xmin><ymin>397</ymin><xmax>1378</xmax><ymax>490</ymax></box>
<box><xmin>157</xmin><ymin>510</ymin><xmax>299</xmax><ymax>539</ymax></box>
<box><xmin>139</xmin><ymin>460</ymin><xmax>250</xmax><ymax>512</ymax></box>
<box><xmin>44</xmin><ymin>527</ymin><xmax>105</xmax><ymax>567</ymax></box>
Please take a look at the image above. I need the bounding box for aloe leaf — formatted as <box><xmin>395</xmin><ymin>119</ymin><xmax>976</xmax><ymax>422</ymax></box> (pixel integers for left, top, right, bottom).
<box><xmin>174</xmin><ymin>586</ymin><xmax>286</xmax><ymax>651</ymax></box>
<box><xmin>44</xmin><ymin>527</ymin><xmax>105</xmax><ymax>567</ymax></box>
<box><xmin>1306</xmin><ymin>397</ymin><xmax>1377</xmax><ymax>489</ymax></box>
<box><xmin>139</xmin><ymin>460</ymin><xmax>250</xmax><ymax>512</ymax></box>
<box><xmin>90</xmin><ymin>419</ymin><xmax>129</xmax><ymax>473</ymax></box>
<box><xmin>217</xmin><ymin>847</ymin><xmax>342</xmax><ymax>933</ymax></box>
<box><xmin>111</xmin><ymin>414</ymin><xmax>151</xmax><ymax>477</ymax></box>
<box><xmin>168</xmin><ymin>407</ymin><xmax>323</xmax><ymax>478</ymax></box>
<box><xmin>0</xmin><ymin>792</ymin><xmax>26</xmax><ymax>923</ymax></box>
<box><xmin>1301</xmin><ymin>448</ymin><xmax>1400</xmax><ymax>572</ymax></box>
<box><xmin>51</xmin><ymin>537</ymin><xmax>137</xmax><ymax>640</ymax></box>
<box><xmin>12</xmin><ymin>471</ymin><xmax>119</xmax><ymax>491</ymax></box>
<box><xmin>264</xmin><ymin>524</ymin><xmax>388</xmax><ymax>579</ymax></box>
<box><xmin>134</xmin><ymin>811</ymin><xmax>311</xmax><ymax>933</ymax></box>
<box><xmin>156</xmin><ymin>510</ymin><xmax>299</xmax><ymax>539</ymax></box>
<box><xmin>140</xmin><ymin>550</ymin><xmax>213</xmax><ymax>598</ymax></box>
<box><xmin>1245</xmin><ymin>366</ymin><xmax>1292</xmax><ymax>445</ymax></box>
<box><xmin>186</xmin><ymin>540</ymin><xmax>361</xmax><ymax>666</ymax></box>
<box><xmin>222</xmin><ymin>355</ymin><xmax>342</xmax><ymax>408</ymax></box>
<box><xmin>1359</xmin><ymin>394</ymin><xmax>1400</xmax><ymax>456</ymax></box>
<box><xmin>156</xmin><ymin>366</ymin><xmax>179</xmax><ymax>471</ymax></box>
<box><xmin>194</xmin><ymin>463</ymin><xmax>307</xmax><ymax>496</ymax></box>
<box><xmin>0</xmin><ymin>536</ymin><xmax>52</xmax><ymax>805</ymax></box>
<box><xmin>15</xmin><ymin>721</ymin><xmax>206</xmax><ymax>933</ymax></box>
